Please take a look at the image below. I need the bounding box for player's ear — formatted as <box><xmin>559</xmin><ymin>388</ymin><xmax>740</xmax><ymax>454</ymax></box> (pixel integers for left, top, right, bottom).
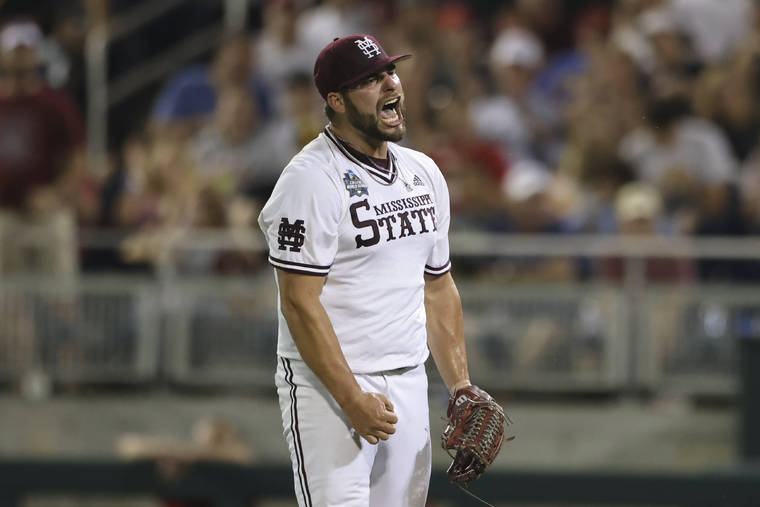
<box><xmin>327</xmin><ymin>92</ymin><xmax>346</xmax><ymax>114</ymax></box>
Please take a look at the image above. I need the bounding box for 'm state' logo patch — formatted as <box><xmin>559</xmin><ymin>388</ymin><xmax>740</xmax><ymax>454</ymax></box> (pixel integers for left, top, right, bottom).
<box><xmin>343</xmin><ymin>170</ymin><xmax>368</xmax><ymax>197</ymax></box>
<box><xmin>355</xmin><ymin>37</ymin><xmax>381</xmax><ymax>58</ymax></box>
<box><xmin>277</xmin><ymin>217</ymin><xmax>306</xmax><ymax>252</ymax></box>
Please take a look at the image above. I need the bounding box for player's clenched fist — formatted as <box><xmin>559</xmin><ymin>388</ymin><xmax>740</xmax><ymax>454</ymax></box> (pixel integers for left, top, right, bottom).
<box><xmin>342</xmin><ymin>392</ymin><xmax>398</xmax><ymax>444</ymax></box>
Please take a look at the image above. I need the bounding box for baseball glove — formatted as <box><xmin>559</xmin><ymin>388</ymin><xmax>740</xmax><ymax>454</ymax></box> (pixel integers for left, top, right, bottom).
<box><xmin>441</xmin><ymin>385</ymin><xmax>513</xmax><ymax>483</ymax></box>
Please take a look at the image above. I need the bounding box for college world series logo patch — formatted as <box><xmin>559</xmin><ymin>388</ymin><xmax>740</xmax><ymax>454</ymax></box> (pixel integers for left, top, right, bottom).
<box><xmin>277</xmin><ymin>217</ymin><xmax>306</xmax><ymax>252</ymax></box>
<box><xmin>343</xmin><ymin>170</ymin><xmax>369</xmax><ymax>197</ymax></box>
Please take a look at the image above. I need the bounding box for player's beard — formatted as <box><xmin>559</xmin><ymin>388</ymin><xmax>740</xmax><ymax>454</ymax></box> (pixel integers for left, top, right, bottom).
<box><xmin>344</xmin><ymin>95</ymin><xmax>406</xmax><ymax>143</ymax></box>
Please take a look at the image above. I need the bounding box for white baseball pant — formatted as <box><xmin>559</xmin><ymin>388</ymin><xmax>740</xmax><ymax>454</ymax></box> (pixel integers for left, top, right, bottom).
<box><xmin>275</xmin><ymin>357</ymin><xmax>432</xmax><ymax>507</ymax></box>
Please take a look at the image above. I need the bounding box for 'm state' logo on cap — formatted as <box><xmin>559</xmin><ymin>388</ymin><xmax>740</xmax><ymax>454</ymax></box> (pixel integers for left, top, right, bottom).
<box><xmin>354</xmin><ymin>36</ymin><xmax>381</xmax><ymax>58</ymax></box>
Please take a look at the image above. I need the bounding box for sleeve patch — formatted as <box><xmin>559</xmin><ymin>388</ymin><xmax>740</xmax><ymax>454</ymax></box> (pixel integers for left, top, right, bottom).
<box><xmin>276</xmin><ymin>217</ymin><xmax>306</xmax><ymax>252</ymax></box>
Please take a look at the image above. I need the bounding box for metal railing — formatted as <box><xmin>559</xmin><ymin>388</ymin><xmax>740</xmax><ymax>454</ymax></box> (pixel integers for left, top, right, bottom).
<box><xmin>1</xmin><ymin>227</ymin><xmax>759</xmax><ymax>395</ymax></box>
<box><xmin>0</xmin><ymin>277</ymin><xmax>160</xmax><ymax>384</ymax></box>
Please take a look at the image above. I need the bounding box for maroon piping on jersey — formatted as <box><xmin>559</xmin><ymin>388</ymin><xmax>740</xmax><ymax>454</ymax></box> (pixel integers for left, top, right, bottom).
<box><xmin>323</xmin><ymin>126</ymin><xmax>398</xmax><ymax>185</ymax></box>
<box><xmin>281</xmin><ymin>357</ymin><xmax>313</xmax><ymax>507</ymax></box>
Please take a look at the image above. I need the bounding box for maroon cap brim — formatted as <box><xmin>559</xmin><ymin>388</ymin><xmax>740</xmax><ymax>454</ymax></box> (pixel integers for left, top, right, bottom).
<box><xmin>337</xmin><ymin>53</ymin><xmax>412</xmax><ymax>91</ymax></box>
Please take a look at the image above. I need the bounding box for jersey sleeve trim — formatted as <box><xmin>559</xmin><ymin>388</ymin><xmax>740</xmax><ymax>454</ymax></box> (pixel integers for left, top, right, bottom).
<box><xmin>424</xmin><ymin>260</ymin><xmax>451</xmax><ymax>276</ymax></box>
<box><xmin>269</xmin><ymin>255</ymin><xmax>331</xmax><ymax>276</ymax></box>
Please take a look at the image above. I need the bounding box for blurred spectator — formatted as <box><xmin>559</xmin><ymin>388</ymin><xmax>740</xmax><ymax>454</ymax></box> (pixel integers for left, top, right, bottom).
<box><xmin>427</xmin><ymin>97</ymin><xmax>509</xmax><ymax>231</ymax></box>
<box><xmin>116</xmin><ymin>133</ymin><xmax>197</xmax><ymax>231</ymax></box>
<box><xmin>532</xmin><ymin>4</ymin><xmax>612</xmax><ymax>165</ymax></box>
<box><xmin>566</xmin><ymin>45</ymin><xmax>643</xmax><ymax>139</ymax></box>
<box><xmin>695</xmin><ymin>66</ymin><xmax>760</xmax><ymax>163</ymax></box>
<box><xmin>596</xmin><ymin>183</ymin><xmax>696</xmax><ymax>312</ymax></box>
<box><xmin>638</xmin><ymin>5</ymin><xmax>702</xmax><ymax>97</ymax></box>
<box><xmin>0</xmin><ymin>20</ymin><xmax>88</xmax><ymax>395</ymax></box>
<box><xmin>601</xmin><ymin>181</ymin><xmax>693</xmax><ymax>373</ymax></box>
<box><xmin>557</xmin><ymin>40</ymin><xmax>642</xmax><ymax>233</ymax></box>
<box><xmin>116</xmin><ymin>132</ymin><xmax>202</xmax><ymax>267</ymax></box>
<box><xmin>596</xmin><ymin>181</ymin><xmax>693</xmax><ymax>281</ymax></box>
<box><xmin>666</xmin><ymin>0</ymin><xmax>751</xmax><ymax>64</ymax></box>
<box><xmin>282</xmin><ymin>71</ymin><xmax>324</xmax><ymax>149</ymax></box>
<box><xmin>117</xmin><ymin>416</ymin><xmax>254</xmax><ymax>464</ymax></box>
<box><xmin>616</xmin><ymin>181</ymin><xmax>667</xmax><ymax>234</ymax></box>
<box><xmin>426</xmin><ymin>3</ymin><xmax>486</xmax><ymax>103</ymax></box>
<box><xmin>502</xmin><ymin>160</ymin><xmax>578</xmax><ymax>281</ymax></box>
<box><xmin>254</xmin><ymin>0</ymin><xmax>312</xmax><ymax>106</ymax></box>
<box><xmin>608</xmin><ymin>0</ymin><xmax>658</xmax><ymax>74</ymax></box>
<box><xmin>150</xmin><ymin>33</ymin><xmax>272</xmax><ymax>138</ymax></box>
<box><xmin>97</xmin><ymin>138</ymin><xmax>143</xmax><ymax>230</ymax></box>
<box><xmin>376</xmin><ymin>3</ymin><xmax>436</xmax><ymax>141</ymax></box>
<box><xmin>469</xmin><ymin>27</ymin><xmax>549</xmax><ymax>162</ymax></box>
<box><xmin>497</xmin><ymin>0</ymin><xmax>569</xmax><ymax>55</ymax></box>
<box><xmin>296</xmin><ymin>0</ymin><xmax>370</xmax><ymax>62</ymax></box>
<box><xmin>0</xmin><ymin>19</ymin><xmax>90</xmax><ymax>217</ymax></box>
<box><xmin>502</xmin><ymin>160</ymin><xmax>567</xmax><ymax>232</ymax></box>
<box><xmin>117</xmin><ymin>417</ymin><xmax>254</xmax><ymax>507</ymax></box>
<box><xmin>115</xmin><ymin>130</ymin><xmax>261</xmax><ymax>275</ymax></box>
<box><xmin>40</xmin><ymin>3</ymin><xmax>88</xmax><ymax>110</ymax></box>
<box><xmin>478</xmin><ymin>159</ymin><xmax>577</xmax><ymax>283</ymax></box>
<box><xmin>562</xmin><ymin>155</ymin><xmax>636</xmax><ymax>235</ymax></box>
<box><xmin>191</xmin><ymin>84</ymin><xmax>296</xmax><ymax>206</ymax></box>
<box><xmin>0</xmin><ymin>16</ymin><xmax>97</xmax><ymax>284</ymax></box>
<box><xmin>618</xmin><ymin>94</ymin><xmax>737</xmax><ymax>233</ymax></box>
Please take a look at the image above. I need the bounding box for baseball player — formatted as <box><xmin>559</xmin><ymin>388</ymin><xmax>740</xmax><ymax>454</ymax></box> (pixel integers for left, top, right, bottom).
<box><xmin>258</xmin><ymin>34</ymin><xmax>483</xmax><ymax>507</ymax></box>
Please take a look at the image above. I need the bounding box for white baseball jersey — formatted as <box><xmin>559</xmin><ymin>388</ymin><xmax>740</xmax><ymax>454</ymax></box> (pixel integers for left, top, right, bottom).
<box><xmin>258</xmin><ymin>127</ymin><xmax>451</xmax><ymax>373</ymax></box>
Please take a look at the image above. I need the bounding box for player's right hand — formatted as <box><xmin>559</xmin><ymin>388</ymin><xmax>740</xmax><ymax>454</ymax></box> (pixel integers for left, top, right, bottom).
<box><xmin>342</xmin><ymin>392</ymin><xmax>398</xmax><ymax>445</ymax></box>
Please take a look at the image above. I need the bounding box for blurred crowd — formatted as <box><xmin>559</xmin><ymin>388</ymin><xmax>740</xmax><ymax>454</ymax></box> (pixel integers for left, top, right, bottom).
<box><xmin>1</xmin><ymin>0</ymin><xmax>760</xmax><ymax>282</ymax></box>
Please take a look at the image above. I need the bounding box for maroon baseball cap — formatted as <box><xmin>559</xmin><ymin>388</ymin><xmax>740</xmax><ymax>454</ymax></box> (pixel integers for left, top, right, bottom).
<box><xmin>313</xmin><ymin>34</ymin><xmax>411</xmax><ymax>99</ymax></box>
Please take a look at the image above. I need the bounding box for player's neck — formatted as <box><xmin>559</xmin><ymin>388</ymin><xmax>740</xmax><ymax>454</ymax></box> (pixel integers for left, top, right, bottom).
<box><xmin>328</xmin><ymin>123</ymin><xmax>388</xmax><ymax>159</ymax></box>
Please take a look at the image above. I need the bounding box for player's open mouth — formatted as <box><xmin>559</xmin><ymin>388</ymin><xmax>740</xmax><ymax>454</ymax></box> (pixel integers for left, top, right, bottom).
<box><xmin>379</xmin><ymin>97</ymin><xmax>403</xmax><ymax>127</ymax></box>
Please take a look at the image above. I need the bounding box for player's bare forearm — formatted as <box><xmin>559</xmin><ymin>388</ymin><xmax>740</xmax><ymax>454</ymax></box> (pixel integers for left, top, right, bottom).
<box><xmin>424</xmin><ymin>272</ymin><xmax>470</xmax><ymax>394</ymax></box>
<box><xmin>276</xmin><ymin>269</ymin><xmax>362</xmax><ymax>406</ymax></box>
<box><xmin>276</xmin><ymin>269</ymin><xmax>398</xmax><ymax>444</ymax></box>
